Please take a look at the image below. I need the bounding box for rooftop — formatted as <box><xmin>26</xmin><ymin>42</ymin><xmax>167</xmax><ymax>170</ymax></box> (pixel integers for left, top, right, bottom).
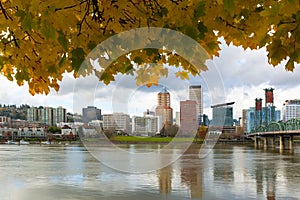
<box><xmin>211</xmin><ymin>102</ymin><xmax>235</xmax><ymax>108</ymax></box>
<box><xmin>159</xmin><ymin>87</ymin><xmax>169</xmax><ymax>94</ymax></box>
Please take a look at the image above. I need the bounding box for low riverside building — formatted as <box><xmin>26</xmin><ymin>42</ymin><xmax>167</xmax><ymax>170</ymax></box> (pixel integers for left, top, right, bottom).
<box><xmin>18</xmin><ymin>127</ymin><xmax>45</xmax><ymax>139</ymax></box>
<box><xmin>82</xmin><ymin>126</ymin><xmax>99</xmax><ymax>137</ymax></box>
<box><xmin>88</xmin><ymin>120</ymin><xmax>103</xmax><ymax>127</ymax></box>
<box><xmin>0</xmin><ymin>127</ymin><xmax>18</xmax><ymax>139</ymax></box>
<box><xmin>61</xmin><ymin>125</ymin><xmax>77</xmax><ymax>137</ymax></box>
<box><xmin>0</xmin><ymin>116</ymin><xmax>11</xmax><ymax>127</ymax></box>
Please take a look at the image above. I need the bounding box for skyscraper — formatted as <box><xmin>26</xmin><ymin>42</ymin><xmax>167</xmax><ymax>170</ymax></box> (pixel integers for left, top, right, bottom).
<box><xmin>242</xmin><ymin>108</ymin><xmax>255</xmax><ymax>134</ymax></box>
<box><xmin>82</xmin><ymin>106</ymin><xmax>102</xmax><ymax>123</ymax></box>
<box><xmin>41</xmin><ymin>107</ymin><xmax>55</xmax><ymax>126</ymax></box>
<box><xmin>189</xmin><ymin>85</ymin><xmax>202</xmax><ymax>116</ymax></box>
<box><xmin>211</xmin><ymin>102</ymin><xmax>234</xmax><ymax>127</ymax></box>
<box><xmin>27</xmin><ymin>106</ymin><xmax>67</xmax><ymax>126</ymax></box>
<box><xmin>27</xmin><ymin>107</ymin><xmax>39</xmax><ymax>121</ymax></box>
<box><xmin>180</xmin><ymin>100</ymin><xmax>198</xmax><ymax>134</ymax></box>
<box><xmin>56</xmin><ymin>106</ymin><xmax>66</xmax><ymax>124</ymax></box>
<box><xmin>155</xmin><ymin>87</ymin><xmax>173</xmax><ymax>127</ymax></box>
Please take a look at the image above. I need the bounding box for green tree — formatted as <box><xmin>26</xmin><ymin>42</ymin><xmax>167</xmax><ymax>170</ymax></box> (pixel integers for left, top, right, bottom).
<box><xmin>0</xmin><ymin>0</ymin><xmax>299</xmax><ymax>94</ymax></box>
<box><xmin>163</xmin><ymin>124</ymin><xmax>179</xmax><ymax>137</ymax></box>
<box><xmin>47</xmin><ymin>126</ymin><xmax>61</xmax><ymax>134</ymax></box>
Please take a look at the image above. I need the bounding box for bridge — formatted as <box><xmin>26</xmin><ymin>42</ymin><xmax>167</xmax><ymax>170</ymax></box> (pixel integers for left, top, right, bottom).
<box><xmin>247</xmin><ymin>118</ymin><xmax>300</xmax><ymax>150</ymax></box>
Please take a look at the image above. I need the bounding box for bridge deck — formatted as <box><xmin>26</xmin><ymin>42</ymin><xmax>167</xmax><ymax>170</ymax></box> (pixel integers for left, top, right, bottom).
<box><xmin>248</xmin><ymin>130</ymin><xmax>300</xmax><ymax>137</ymax></box>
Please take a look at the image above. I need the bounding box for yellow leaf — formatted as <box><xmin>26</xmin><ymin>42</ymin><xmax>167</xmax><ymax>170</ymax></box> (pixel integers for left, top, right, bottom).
<box><xmin>285</xmin><ymin>58</ymin><xmax>294</xmax><ymax>71</ymax></box>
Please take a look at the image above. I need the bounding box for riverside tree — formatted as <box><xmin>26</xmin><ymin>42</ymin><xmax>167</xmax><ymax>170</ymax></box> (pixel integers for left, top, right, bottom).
<box><xmin>0</xmin><ymin>0</ymin><xmax>299</xmax><ymax>95</ymax></box>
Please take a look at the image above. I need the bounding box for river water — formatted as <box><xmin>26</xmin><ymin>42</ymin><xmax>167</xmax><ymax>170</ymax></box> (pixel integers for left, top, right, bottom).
<box><xmin>1</xmin><ymin>143</ymin><xmax>300</xmax><ymax>200</ymax></box>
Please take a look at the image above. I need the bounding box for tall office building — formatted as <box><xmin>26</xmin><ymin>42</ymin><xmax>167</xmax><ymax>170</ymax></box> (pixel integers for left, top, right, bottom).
<box><xmin>242</xmin><ymin>108</ymin><xmax>255</xmax><ymax>134</ymax></box>
<box><xmin>282</xmin><ymin>99</ymin><xmax>300</xmax><ymax>122</ymax></box>
<box><xmin>82</xmin><ymin>106</ymin><xmax>102</xmax><ymax>123</ymax></box>
<box><xmin>189</xmin><ymin>85</ymin><xmax>202</xmax><ymax>116</ymax></box>
<box><xmin>180</xmin><ymin>100</ymin><xmax>198</xmax><ymax>134</ymax></box>
<box><xmin>27</xmin><ymin>107</ymin><xmax>39</xmax><ymax>121</ymax></box>
<box><xmin>41</xmin><ymin>107</ymin><xmax>55</xmax><ymax>126</ymax></box>
<box><xmin>211</xmin><ymin>102</ymin><xmax>234</xmax><ymax>127</ymax></box>
<box><xmin>275</xmin><ymin>110</ymin><xmax>281</xmax><ymax>122</ymax></box>
<box><xmin>27</xmin><ymin>106</ymin><xmax>67</xmax><ymax>126</ymax></box>
<box><xmin>155</xmin><ymin>87</ymin><xmax>173</xmax><ymax>127</ymax></box>
<box><xmin>56</xmin><ymin>106</ymin><xmax>66</xmax><ymax>124</ymax></box>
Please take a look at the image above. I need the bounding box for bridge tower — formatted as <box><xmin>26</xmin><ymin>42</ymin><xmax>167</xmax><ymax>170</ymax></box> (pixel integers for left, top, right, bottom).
<box><xmin>264</xmin><ymin>88</ymin><xmax>276</xmax><ymax>125</ymax></box>
<box><xmin>255</xmin><ymin>98</ymin><xmax>262</xmax><ymax>129</ymax></box>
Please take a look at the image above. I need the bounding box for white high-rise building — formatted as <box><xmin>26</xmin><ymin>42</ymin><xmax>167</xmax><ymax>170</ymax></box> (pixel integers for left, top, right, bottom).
<box><xmin>102</xmin><ymin>113</ymin><xmax>131</xmax><ymax>133</ymax></box>
<box><xmin>27</xmin><ymin>106</ymin><xmax>67</xmax><ymax>126</ymax></box>
<box><xmin>56</xmin><ymin>106</ymin><xmax>66</xmax><ymax>124</ymax></box>
<box><xmin>132</xmin><ymin>115</ymin><xmax>160</xmax><ymax>136</ymax></box>
<box><xmin>41</xmin><ymin>107</ymin><xmax>55</xmax><ymax>126</ymax></box>
<box><xmin>27</xmin><ymin>107</ymin><xmax>39</xmax><ymax>121</ymax></box>
<box><xmin>189</xmin><ymin>85</ymin><xmax>202</xmax><ymax>116</ymax></box>
<box><xmin>282</xmin><ymin>99</ymin><xmax>300</xmax><ymax>122</ymax></box>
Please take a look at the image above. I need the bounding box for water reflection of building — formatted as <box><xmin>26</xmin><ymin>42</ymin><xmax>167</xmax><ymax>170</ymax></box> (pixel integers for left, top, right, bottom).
<box><xmin>180</xmin><ymin>146</ymin><xmax>204</xmax><ymax>199</ymax></box>
<box><xmin>213</xmin><ymin>148</ymin><xmax>234</xmax><ymax>182</ymax></box>
<box><xmin>158</xmin><ymin>166</ymin><xmax>172</xmax><ymax>194</ymax></box>
<box><xmin>255</xmin><ymin>160</ymin><xmax>277</xmax><ymax>200</ymax></box>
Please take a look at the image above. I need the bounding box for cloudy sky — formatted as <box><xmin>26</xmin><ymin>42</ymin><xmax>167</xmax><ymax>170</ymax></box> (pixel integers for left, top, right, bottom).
<box><xmin>0</xmin><ymin>40</ymin><xmax>299</xmax><ymax>119</ymax></box>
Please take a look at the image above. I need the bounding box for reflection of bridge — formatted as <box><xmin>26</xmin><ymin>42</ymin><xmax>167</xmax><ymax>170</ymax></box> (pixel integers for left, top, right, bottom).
<box><xmin>248</xmin><ymin>119</ymin><xmax>300</xmax><ymax>150</ymax></box>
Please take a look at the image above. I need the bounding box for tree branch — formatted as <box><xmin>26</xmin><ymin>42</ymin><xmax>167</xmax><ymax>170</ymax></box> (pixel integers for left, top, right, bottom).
<box><xmin>24</xmin><ymin>31</ymin><xmax>42</xmax><ymax>44</ymax></box>
<box><xmin>77</xmin><ymin>0</ymin><xmax>91</xmax><ymax>36</ymax></box>
<box><xmin>0</xmin><ymin>2</ymin><xmax>12</xmax><ymax>20</ymax></box>
<box><xmin>10</xmin><ymin>31</ymin><xmax>20</xmax><ymax>48</ymax></box>
<box><xmin>55</xmin><ymin>0</ymin><xmax>88</xmax><ymax>12</ymax></box>
<box><xmin>219</xmin><ymin>17</ymin><xmax>245</xmax><ymax>31</ymax></box>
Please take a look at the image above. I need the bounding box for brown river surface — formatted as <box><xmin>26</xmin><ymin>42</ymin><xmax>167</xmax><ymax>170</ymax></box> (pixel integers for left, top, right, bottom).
<box><xmin>1</xmin><ymin>143</ymin><xmax>300</xmax><ymax>200</ymax></box>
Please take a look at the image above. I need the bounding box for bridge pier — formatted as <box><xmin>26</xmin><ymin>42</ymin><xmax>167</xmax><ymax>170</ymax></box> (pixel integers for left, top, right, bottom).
<box><xmin>254</xmin><ymin>137</ymin><xmax>258</xmax><ymax>148</ymax></box>
<box><xmin>250</xmin><ymin>128</ymin><xmax>298</xmax><ymax>153</ymax></box>
<box><xmin>254</xmin><ymin>137</ymin><xmax>264</xmax><ymax>148</ymax></box>
<box><xmin>262</xmin><ymin>137</ymin><xmax>267</xmax><ymax>149</ymax></box>
<box><xmin>254</xmin><ymin>136</ymin><xmax>275</xmax><ymax>149</ymax></box>
<box><xmin>289</xmin><ymin>135</ymin><xmax>294</xmax><ymax>150</ymax></box>
<box><xmin>279</xmin><ymin>136</ymin><xmax>284</xmax><ymax>150</ymax></box>
<box><xmin>266</xmin><ymin>136</ymin><xmax>275</xmax><ymax>149</ymax></box>
<box><xmin>279</xmin><ymin>135</ymin><xmax>294</xmax><ymax>150</ymax></box>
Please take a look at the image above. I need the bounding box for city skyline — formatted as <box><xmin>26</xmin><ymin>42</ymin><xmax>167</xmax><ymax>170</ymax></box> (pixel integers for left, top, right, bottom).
<box><xmin>0</xmin><ymin>40</ymin><xmax>300</xmax><ymax>119</ymax></box>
